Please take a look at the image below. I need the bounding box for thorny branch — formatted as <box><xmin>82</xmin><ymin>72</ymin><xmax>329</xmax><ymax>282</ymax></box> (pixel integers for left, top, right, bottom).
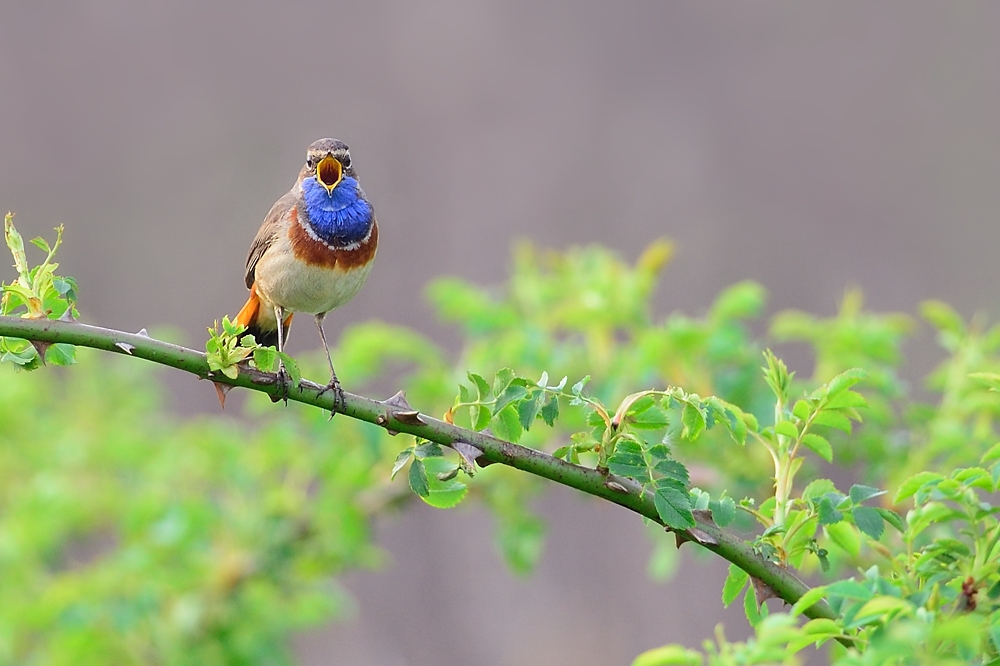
<box><xmin>0</xmin><ymin>314</ymin><xmax>843</xmax><ymax>629</ymax></box>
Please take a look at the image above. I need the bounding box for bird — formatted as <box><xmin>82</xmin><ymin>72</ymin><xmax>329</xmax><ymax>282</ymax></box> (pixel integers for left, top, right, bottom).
<box><xmin>235</xmin><ymin>138</ymin><xmax>378</xmax><ymax>411</ymax></box>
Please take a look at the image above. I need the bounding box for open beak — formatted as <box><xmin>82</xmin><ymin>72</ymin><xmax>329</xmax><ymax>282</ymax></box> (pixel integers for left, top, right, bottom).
<box><xmin>316</xmin><ymin>154</ymin><xmax>343</xmax><ymax>193</ymax></box>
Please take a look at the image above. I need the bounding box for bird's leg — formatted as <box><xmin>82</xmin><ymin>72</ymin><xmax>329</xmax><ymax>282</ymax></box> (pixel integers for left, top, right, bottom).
<box><xmin>274</xmin><ymin>305</ymin><xmax>290</xmax><ymax>404</ymax></box>
<box><xmin>314</xmin><ymin>313</ymin><xmax>345</xmax><ymax>416</ymax></box>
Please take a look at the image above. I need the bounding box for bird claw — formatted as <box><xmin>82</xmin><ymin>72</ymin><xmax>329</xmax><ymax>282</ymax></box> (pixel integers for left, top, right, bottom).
<box><xmin>317</xmin><ymin>377</ymin><xmax>345</xmax><ymax>418</ymax></box>
<box><xmin>272</xmin><ymin>364</ymin><xmax>291</xmax><ymax>405</ymax></box>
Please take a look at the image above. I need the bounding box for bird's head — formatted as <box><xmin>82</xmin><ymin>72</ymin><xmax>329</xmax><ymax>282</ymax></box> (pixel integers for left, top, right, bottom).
<box><xmin>303</xmin><ymin>138</ymin><xmax>355</xmax><ymax>194</ymax></box>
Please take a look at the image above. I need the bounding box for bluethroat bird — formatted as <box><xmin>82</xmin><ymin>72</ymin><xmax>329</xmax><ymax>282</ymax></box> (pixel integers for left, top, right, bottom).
<box><xmin>235</xmin><ymin>138</ymin><xmax>378</xmax><ymax>410</ymax></box>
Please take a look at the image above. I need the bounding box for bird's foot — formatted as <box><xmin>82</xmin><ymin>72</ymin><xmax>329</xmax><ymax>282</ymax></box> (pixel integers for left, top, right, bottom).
<box><xmin>271</xmin><ymin>363</ymin><xmax>291</xmax><ymax>405</ymax></box>
<box><xmin>317</xmin><ymin>376</ymin><xmax>346</xmax><ymax>418</ymax></box>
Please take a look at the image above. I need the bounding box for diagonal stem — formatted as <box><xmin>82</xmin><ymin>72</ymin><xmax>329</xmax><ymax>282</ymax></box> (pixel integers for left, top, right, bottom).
<box><xmin>0</xmin><ymin>314</ymin><xmax>845</xmax><ymax>631</ymax></box>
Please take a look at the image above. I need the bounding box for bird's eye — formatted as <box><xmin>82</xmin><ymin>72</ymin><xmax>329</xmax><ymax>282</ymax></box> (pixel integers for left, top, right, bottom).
<box><xmin>341</xmin><ymin>154</ymin><xmax>351</xmax><ymax>169</ymax></box>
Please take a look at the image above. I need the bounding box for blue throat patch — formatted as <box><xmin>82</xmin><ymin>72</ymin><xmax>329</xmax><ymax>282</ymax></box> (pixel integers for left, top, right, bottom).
<box><xmin>300</xmin><ymin>176</ymin><xmax>373</xmax><ymax>247</ymax></box>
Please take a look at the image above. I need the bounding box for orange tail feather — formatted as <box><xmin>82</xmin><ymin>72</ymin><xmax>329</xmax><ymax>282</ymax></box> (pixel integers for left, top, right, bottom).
<box><xmin>235</xmin><ymin>284</ymin><xmax>292</xmax><ymax>348</ymax></box>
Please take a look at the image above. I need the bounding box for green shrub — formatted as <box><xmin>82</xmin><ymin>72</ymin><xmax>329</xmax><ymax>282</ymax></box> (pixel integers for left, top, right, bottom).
<box><xmin>4</xmin><ymin>215</ymin><xmax>1000</xmax><ymax>665</ymax></box>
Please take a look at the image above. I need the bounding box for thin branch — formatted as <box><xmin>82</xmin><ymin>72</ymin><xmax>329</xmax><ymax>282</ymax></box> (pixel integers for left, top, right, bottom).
<box><xmin>0</xmin><ymin>314</ymin><xmax>841</xmax><ymax>626</ymax></box>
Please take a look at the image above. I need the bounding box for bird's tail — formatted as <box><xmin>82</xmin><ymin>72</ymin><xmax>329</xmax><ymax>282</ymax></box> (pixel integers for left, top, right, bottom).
<box><xmin>235</xmin><ymin>284</ymin><xmax>293</xmax><ymax>349</ymax></box>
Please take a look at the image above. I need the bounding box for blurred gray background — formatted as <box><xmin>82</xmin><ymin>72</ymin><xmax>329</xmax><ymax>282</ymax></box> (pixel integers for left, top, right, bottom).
<box><xmin>3</xmin><ymin>1</ymin><xmax>1000</xmax><ymax>664</ymax></box>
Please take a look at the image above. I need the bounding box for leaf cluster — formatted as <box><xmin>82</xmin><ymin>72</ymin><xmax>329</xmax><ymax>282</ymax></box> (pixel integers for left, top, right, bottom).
<box><xmin>0</xmin><ymin>214</ymin><xmax>78</xmax><ymax>368</ymax></box>
<box><xmin>205</xmin><ymin>316</ymin><xmax>300</xmax><ymax>383</ymax></box>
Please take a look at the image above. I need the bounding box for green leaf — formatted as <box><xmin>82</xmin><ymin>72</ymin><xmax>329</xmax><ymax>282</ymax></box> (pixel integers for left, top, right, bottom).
<box><xmin>801</xmin><ymin>433</ymin><xmax>833</xmax><ymax>463</ymax></box>
<box><xmin>982</xmin><ymin>442</ymin><xmax>1000</xmax><ymax>464</ymax></box>
<box><xmin>275</xmin><ymin>351</ymin><xmax>301</xmax><ymax>386</ymax></box>
<box><xmin>648</xmin><ymin>444</ymin><xmax>671</xmax><ymax>463</ymax></box>
<box><xmin>690</xmin><ymin>487</ymin><xmax>710</xmax><ymax>511</ymax></box>
<box><xmin>408</xmin><ymin>459</ymin><xmax>429</xmax><ymax>497</ymax></box>
<box><xmin>571</xmin><ymin>376</ymin><xmax>590</xmax><ymax>395</ymax></box>
<box><xmin>790</xmin><ymin>585</ymin><xmax>829</xmax><ymax>616</ymax></box>
<box><xmin>825</xmin><ymin>368</ymin><xmax>867</xmax><ymax>396</ymax></box>
<box><xmin>825</xmin><ymin>390</ymin><xmax>868</xmax><ymax>410</ymax></box>
<box><xmin>680</xmin><ymin>403</ymin><xmax>705</xmax><ymax>440</ymax></box>
<box><xmin>516</xmin><ymin>392</ymin><xmax>541</xmax><ymax>430</ymax></box>
<box><xmin>921</xmin><ymin>299</ymin><xmax>966</xmax><ymax>335</ymax></box>
<box><xmin>391</xmin><ymin>449</ymin><xmax>412</xmax><ymax>479</ymax></box>
<box><xmin>825</xmin><ymin>521</ymin><xmax>861</xmax><ymax>558</ymax></box>
<box><xmin>492</xmin><ymin>367</ymin><xmax>516</xmax><ymax>397</ymax></box>
<box><xmin>221</xmin><ymin>315</ymin><xmax>243</xmax><ymax>337</ymax></box>
<box><xmin>709</xmin><ymin>496</ymin><xmax>736</xmax><ymax>527</ymax></box>
<box><xmin>608</xmin><ymin>438</ymin><xmax>649</xmax><ymax>481</ymax></box>
<box><xmin>492</xmin><ymin>404</ymin><xmax>523</xmax><ymax>443</ymax></box>
<box><xmin>811</xmin><ymin>410</ymin><xmax>853</xmax><ymax>433</ymax></box>
<box><xmin>815</xmin><ymin>496</ymin><xmax>843</xmax><ymax>525</ymax></box>
<box><xmin>954</xmin><ymin>467</ymin><xmax>995</xmax><ymax>491</ymax></box>
<box><xmin>653</xmin><ymin>480</ymin><xmax>695</xmax><ymax>529</ymax></box>
<box><xmin>802</xmin><ymin>478</ymin><xmax>837</xmax><ymax>503</ymax></box>
<box><xmin>539</xmin><ymin>393</ymin><xmax>559</xmax><ymax>426</ymax></box>
<box><xmin>29</xmin><ymin>236</ymin><xmax>51</xmax><ymax>253</ymax></box>
<box><xmin>761</xmin><ymin>350</ymin><xmax>792</xmax><ymax>402</ymax></box>
<box><xmin>630</xmin><ymin>645</ymin><xmax>702</xmax><ymax>666</ymax></box>
<box><xmin>824</xmin><ymin>579</ymin><xmax>874</xmax><ymax>602</ymax></box>
<box><xmin>849</xmin><ymin>484</ymin><xmax>885</xmax><ymax>505</ymax></box>
<box><xmin>774</xmin><ymin>420</ymin><xmax>798</xmax><ymax>439</ymax></box>
<box><xmin>419</xmin><ymin>457</ymin><xmax>468</xmax><ymax>509</ymax></box>
<box><xmin>721</xmin><ymin>563</ymin><xmax>749</xmax><ymax>607</ymax></box>
<box><xmin>851</xmin><ymin>506</ymin><xmax>884</xmax><ymax>540</ymax></box>
<box><xmin>743</xmin><ymin>586</ymin><xmax>764</xmax><ymax>627</ymax></box>
<box><xmin>854</xmin><ymin>595</ymin><xmax>910</xmax><ymax>620</ymax></box>
<box><xmin>876</xmin><ymin>507</ymin><xmax>904</xmax><ymax>533</ymax></box>
<box><xmin>495</xmin><ymin>384</ymin><xmax>529</xmax><ymax>414</ymax></box>
<box><xmin>52</xmin><ymin>276</ymin><xmax>78</xmax><ymax>302</ymax></box>
<box><xmin>792</xmin><ymin>400</ymin><xmax>812</xmax><ymax>421</ymax></box>
<box><xmin>894</xmin><ymin>471</ymin><xmax>942</xmax><ymax>503</ymax></box>
<box><xmin>252</xmin><ymin>346</ymin><xmax>277</xmax><ymax>372</ymax></box>
<box><xmin>468</xmin><ymin>372</ymin><xmax>490</xmax><ymax>399</ymax></box>
<box><xmin>625</xmin><ymin>394</ymin><xmax>657</xmax><ymax>416</ymax></box>
<box><xmin>631</xmin><ymin>406</ymin><xmax>670</xmax><ymax>430</ymax></box>
<box><xmin>414</xmin><ymin>442</ymin><xmax>443</xmax><ymax>458</ymax></box>
<box><xmin>2</xmin><ymin>345</ymin><xmax>39</xmax><ymax>368</ymax></box>
<box><xmin>710</xmin><ymin>401</ymin><xmax>748</xmax><ymax>444</ymax></box>
<box><xmin>800</xmin><ymin>618</ymin><xmax>843</xmax><ymax>645</ymax></box>
<box><xmin>471</xmin><ymin>403</ymin><xmax>492</xmax><ymax>431</ymax></box>
<box><xmin>709</xmin><ymin>281</ymin><xmax>766</xmax><ymax>321</ymax></box>
<box><xmin>653</xmin><ymin>459</ymin><xmax>689</xmax><ymax>486</ymax></box>
<box><xmin>45</xmin><ymin>343</ymin><xmax>76</xmax><ymax>366</ymax></box>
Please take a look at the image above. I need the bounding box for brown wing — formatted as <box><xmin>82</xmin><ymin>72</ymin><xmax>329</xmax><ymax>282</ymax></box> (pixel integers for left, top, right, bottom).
<box><xmin>245</xmin><ymin>190</ymin><xmax>296</xmax><ymax>289</ymax></box>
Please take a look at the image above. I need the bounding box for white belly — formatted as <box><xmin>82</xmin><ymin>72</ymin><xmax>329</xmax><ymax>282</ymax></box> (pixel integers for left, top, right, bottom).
<box><xmin>254</xmin><ymin>236</ymin><xmax>373</xmax><ymax>315</ymax></box>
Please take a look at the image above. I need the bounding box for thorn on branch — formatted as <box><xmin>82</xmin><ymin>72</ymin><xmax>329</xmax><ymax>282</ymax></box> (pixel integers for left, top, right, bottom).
<box><xmin>114</xmin><ymin>341</ymin><xmax>135</xmax><ymax>355</ymax></box>
<box><xmin>377</xmin><ymin>390</ymin><xmax>427</xmax><ymax>434</ymax></box>
<box><xmin>752</xmin><ymin>576</ymin><xmax>781</xmax><ymax>606</ymax></box>
<box><xmin>673</xmin><ymin>527</ymin><xmax>719</xmax><ymax>548</ymax></box>
<box><xmin>384</xmin><ymin>390</ymin><xmax>413</xmax><ymax>411</ymax></box>
<box><xmin>605</xmin><ymin>480</ymin><xmax>629</xmax><ymax>494</ymax></box>
<box><xmin>58</xmin><ymin>308</ymin><xmax>76</xmax><ymax>323</ymax></box>
<box><xmin>672</xmin><ymin>510</ymin><xmax>721</xmax><ymax>548</ymax></box>
<box><xmin>213</xmin><ymin>381</ymin><xmax>233</xmax><ymax>409</ymax></box>
<box><xmin>28</xmin><ymin>339</ymin><xmax>51</xmax><ymax>363</ymax></box>
<box><xmin>451</xmin><ymin>440</ymin><xmax>486</xmax><ymax>472</ymax></box>
<box><xmin>136</xmin><ymin>328</ymin><xmax>149</xmax><ymax>337</ymax></box>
